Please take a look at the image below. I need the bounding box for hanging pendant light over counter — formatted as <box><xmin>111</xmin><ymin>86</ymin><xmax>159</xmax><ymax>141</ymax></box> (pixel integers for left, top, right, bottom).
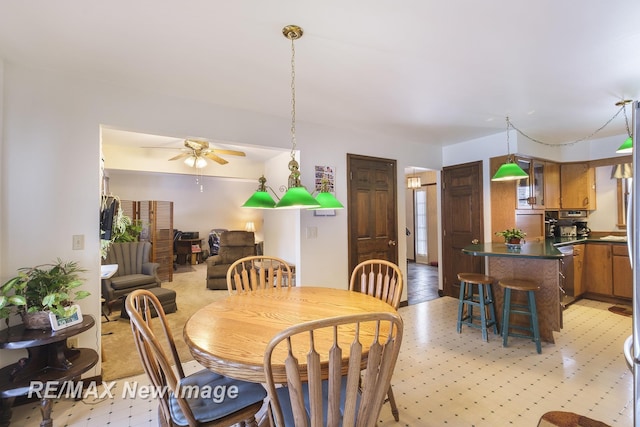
<box><xmin>491</xmin><ymin>117</ymin><xmax>529</xmax><ymax>182</ymax></box>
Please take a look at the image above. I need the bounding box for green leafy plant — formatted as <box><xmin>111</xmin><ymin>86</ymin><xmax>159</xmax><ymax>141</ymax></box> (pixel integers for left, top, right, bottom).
<box><xmin>0</xmin><ymin>276</ymin><xmax>27</xmax><ymax>321</ymax></box>
<box><xmin>495</xmin><ymin>228</ymin><xmax>527</xmax><ymax>243</ymax></box>
<box><xmin>2</xmin><ymin>259</ymin><xmax>90</xmax><ymax>319</ymax></box>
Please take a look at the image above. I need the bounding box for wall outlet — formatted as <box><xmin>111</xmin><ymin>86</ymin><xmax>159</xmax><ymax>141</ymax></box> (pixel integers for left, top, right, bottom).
<box><xmin>67</xmin><ymin>337</ymin><xmax>79</xmax><ymax>348</ymax></box>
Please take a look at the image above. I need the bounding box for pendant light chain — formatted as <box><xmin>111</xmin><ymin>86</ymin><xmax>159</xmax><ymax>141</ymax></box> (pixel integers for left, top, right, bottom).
<box><xmin>508</xmin><ymin>104</ymin><xmax>627</xmax><ymax>147</ymax></box>
<box><xmin>622</xmin><ymin>101</ymin><xmax>632</xmax><ymax>137</ymax></box>
<box><xmin>290</xmin><ymin>33</ymin><xmax>297</xmax><ymax>157</ymax></box>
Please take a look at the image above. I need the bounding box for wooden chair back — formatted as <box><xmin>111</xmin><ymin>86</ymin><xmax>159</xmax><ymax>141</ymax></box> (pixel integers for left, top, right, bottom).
<box><xmin>227</xmin><ymin>255</ymin><xmax>294</xmax><ymax>294</ymax></box>
<box><xmin>349</xmin><ymin>260</ymin><xmax>404</xmax><ymax>309</ymax></box>
<box><xmin>125</xmin><ymin>289</ymin><xmax>195</xmax><ymax>426</ymax></box>
<box><xmin>264</xmin><ymin>312</ymin><xmax>403</xmax><ymax>427</ymax></box>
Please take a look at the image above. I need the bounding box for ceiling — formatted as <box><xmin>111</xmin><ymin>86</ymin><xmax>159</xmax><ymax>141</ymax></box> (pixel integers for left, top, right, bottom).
<box><xmin>1</xmin><ymin>1</ymin><xmax>639</xmax><ymax>151</ymax></box>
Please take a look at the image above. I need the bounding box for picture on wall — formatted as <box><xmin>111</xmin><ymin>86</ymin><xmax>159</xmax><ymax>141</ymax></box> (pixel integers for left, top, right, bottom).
<box><xmin>314</xmin><ymin>165</ymin><xmax>337</xmax><ymax>216</ymax></box>
<box><xmin>315</xmin><ymin>165</ymin><xmax>335</xmax><ymax>191</ymax></box>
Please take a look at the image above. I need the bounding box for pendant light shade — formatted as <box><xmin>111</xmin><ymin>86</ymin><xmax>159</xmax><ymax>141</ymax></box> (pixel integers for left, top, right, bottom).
<box><xmin>616</xmin><ymin>136</ymin><xmax>633</xmax><ymax>154</ymax></box>
<box><xmin>275</xmin><ymin>186</ymin><xmax>320</xmax><ymax>209</ymax></box>
<box><xmin>242</xmin><ymin>176</ymin><xmax>277</xmax><ymax>209</ymax></box>
<box><xmin>491</xmin><ymin>117</ymin><xmax>529</xmax><ymax>182</ymax></box>
<box><xmin>491</xmin><ymin>160</ymin><xmax>529</xmax><ymax>181</ymax></box>
<box><xmin>314</xmin><ymin>190</ymin><xmax>344</xmax><ymax>209</ymax></box>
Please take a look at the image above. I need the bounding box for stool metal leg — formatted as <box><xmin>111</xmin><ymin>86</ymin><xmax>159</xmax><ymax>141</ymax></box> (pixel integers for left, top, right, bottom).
<box><xmin>528</xmin><ymin>290</ymin><xmax>542</xmax><ymax>354</ymax></box>
<box><xmin>485</xmin><ymin>283</ymin><xmax>499</xmax><ymax>335</ymax></box>
<box><xmin>502</xmin><ymin>288</ymin><xmax>511</xmax><ymax>347</ymax></box>
<box><xmin>478</xmin><ymin>284</ymin><xmax>488</xmax><ymax>342</ymax></box>
<box><xmin>457</xmin><ymin>281</ymin><xmax>466</xmax><ymax>333</ymax></box>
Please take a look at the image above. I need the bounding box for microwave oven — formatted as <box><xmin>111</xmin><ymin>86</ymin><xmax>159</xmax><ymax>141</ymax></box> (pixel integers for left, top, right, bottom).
<box><xmin>559</xmin><ymin>210</ymin><xmax>588</xmax><ymax>219</ymax></box>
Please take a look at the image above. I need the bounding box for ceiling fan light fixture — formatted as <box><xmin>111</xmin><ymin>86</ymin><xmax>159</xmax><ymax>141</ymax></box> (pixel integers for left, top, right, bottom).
<box><xmin>184</xmin><ymin>156</ymin><xmax>207</xmax><ymax>169</ymax></box>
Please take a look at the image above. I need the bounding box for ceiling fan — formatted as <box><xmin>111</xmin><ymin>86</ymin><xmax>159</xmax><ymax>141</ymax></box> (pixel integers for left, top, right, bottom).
<box><xmin>168</xmin><ymin>139</ymin><xmax>246</xmax><ymax>168</ymax></box>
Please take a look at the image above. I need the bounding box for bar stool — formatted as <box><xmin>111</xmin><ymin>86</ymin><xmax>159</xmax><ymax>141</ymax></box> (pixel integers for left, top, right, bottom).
<box><xmin>456</xmin><ymin>273</ymin><xmax>499</xmax><ymax>342</ymax></box>
<box><xmin>498</xmin><ymin>278</ymin><xmax>541</xmax><ymax>354</ymax></box>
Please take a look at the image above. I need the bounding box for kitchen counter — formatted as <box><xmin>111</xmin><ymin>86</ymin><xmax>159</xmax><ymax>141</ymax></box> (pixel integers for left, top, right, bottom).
<box><xmin>462</xmin><ymin>242</ymin><xmax>564</xmax><ymax>344</ymax></box>
<box><xmin>462</xmin><ymin>241</ymin><xmax>565</xmax><ymax>259</ymax></box>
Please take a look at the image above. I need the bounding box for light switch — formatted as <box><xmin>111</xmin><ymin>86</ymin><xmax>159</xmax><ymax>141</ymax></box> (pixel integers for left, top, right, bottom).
<box><xmin>72</xmin><ymin>234</ymin><xmax>84</xmax><ymax>250</ymax></box>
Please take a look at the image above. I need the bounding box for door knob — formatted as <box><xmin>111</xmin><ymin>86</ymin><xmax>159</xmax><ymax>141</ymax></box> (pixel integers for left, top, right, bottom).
<box><xmin>472</xmin><ymin>239</ymin><xmax>479</xmax><ymax>244</ymax></box>
<box><xmin>388</xmin><ymin>240</ymin><xmax>397</xmax><ymax>246</ymax></box>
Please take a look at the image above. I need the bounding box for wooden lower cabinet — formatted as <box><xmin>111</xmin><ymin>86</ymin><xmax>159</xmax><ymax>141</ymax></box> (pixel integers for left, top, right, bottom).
<box><xmin>573</xmin><ymin>245</ymin><xmax>584</xmax><ymax>297</ymax></box>
<box><xmin>612</xmin><ymin>244</ymin><xmax>632</xmax><ymax>298</ymax></box>
<box><xmin>583</xmin><ymin>242</ymin><xmax>631</xmax><ymax>299</ymax></box>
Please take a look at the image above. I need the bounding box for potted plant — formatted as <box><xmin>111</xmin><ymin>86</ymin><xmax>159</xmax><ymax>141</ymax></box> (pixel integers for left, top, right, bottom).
<box><xmin>1</xmin><ymin>259</ymin><xmax>90</xmax><ymax>329</ymax></box>
<box><xmin>495</xmin><ymin>228</ymin><xmax>527</xmax><ymax>245</ymax></box>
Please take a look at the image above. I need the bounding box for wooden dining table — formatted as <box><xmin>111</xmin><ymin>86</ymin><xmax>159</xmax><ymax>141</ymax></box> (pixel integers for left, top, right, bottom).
<box><xmin>183</xmin><ymin>286</ymin><xmax>398</xmax><ymax>383</ymax></box>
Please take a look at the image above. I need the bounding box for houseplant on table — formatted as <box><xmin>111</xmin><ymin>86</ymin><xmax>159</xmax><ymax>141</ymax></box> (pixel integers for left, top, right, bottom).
<box><xmin>0</xmin><ymin>259</ymin><xmax>90</xmax><ymax>329</ymax></box>
<box><xmin>495</xmin><ymin>228</ymin><xmax>527</xmax><ymax>245</ymax></box>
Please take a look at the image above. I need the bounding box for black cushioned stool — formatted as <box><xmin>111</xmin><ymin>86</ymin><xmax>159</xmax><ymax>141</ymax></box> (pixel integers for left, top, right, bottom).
<box><xmin>498</xmin><ymin>278</ymin><xmax>541</xmax><ymax>354</ymax></box>
<box><xmin>456</xmin><ymin>273</ymin><xmax>498</xmax><ymax>342</ymax></box>
<box><xmin>121</xmin><ymin>287</ymin><xmax>177</xmax><ymax>319</ymax></box>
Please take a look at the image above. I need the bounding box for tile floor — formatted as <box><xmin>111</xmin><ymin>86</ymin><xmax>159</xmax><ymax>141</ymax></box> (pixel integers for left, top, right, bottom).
<box><xmin>406</xmin><ymin>261</ymin><xmax>440</xmax><ymax>305</ymax></box>
<box><xmin>9</xmin><ymin>296</ymin><xmax>633</xmax><ymax>426</ymax></box>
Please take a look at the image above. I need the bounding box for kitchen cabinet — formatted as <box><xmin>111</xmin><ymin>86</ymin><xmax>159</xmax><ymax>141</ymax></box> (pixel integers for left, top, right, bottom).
<box><xmin>544</xmin><ymin>162</ymin><xmax>561</xmax><ymax>209</ymax></box>
<box><xmin>515</xmin><ymin>158</ymin><xmax>560</xmax><ymax>210</ymax></box>
<box><xmin>612</xmin><ymin>244</ymin><xmax>632</xmax><ymax>298</ymax></box>
<box><xmin>561</xmin><ymin>163</ymin><xmax>596</xmax><ymax>210</ymax></box>
<box><xmin>583</xmin><ymin>242</ymin><xmax>631</xmax><ymax>299</ymax></box>
<box><xmin>583</xmin><ymin>243</ymin><xmax>611</xmax><ymax>295</ymax></box>
<box><xmin>573</xmin><ymin>245</ymin><xmax>584</xmax><ymax>297</ymax></box>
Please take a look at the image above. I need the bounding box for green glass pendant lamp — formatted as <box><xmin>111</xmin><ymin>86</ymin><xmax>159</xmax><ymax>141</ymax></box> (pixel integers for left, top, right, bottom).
<box><xmin>616</xmin><ymin>100</ymin><xmax>633</xmax><ymax>154</ymax></box>
<box><xmin>491</xmin><ymin>117</ymin><xmax>529</xmax><ymax>181</ymax></box>
<box><xmin>242</xmin><ymin>25</ymin><xmax>342</xmax><ymax>210</ymax></box>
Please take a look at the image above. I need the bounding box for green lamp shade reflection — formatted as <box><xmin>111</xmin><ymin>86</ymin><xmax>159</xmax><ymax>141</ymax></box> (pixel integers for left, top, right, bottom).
<box><xmin>275</xmin><ymin>186</ymin><xmax>321</xmax><ymax>209</ymax></box>
<box><xmin>242</xmin><ymin>191</ymin><xmax>276</xmax><ymax>208</ymax></box>
<box><xmin>616</xmin><ymin>136</ymin><xmax>633</xmax><ymax>154</ymax></box>
<box><xmin>312</xmin><ymin>192</ymin><xmax>344</xmax><ymax>210</ymax></box>
<box><xmin>491</xmin><ymin>162</ymin><xmax>529</xmax><ymax>181</ymax></box>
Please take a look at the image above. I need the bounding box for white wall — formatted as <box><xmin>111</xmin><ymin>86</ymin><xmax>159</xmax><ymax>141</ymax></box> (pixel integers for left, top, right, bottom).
<box><xmin>107</xmin><ymin>170</ymin><xmax>265</xmax><ymax>245</ymax></box>
<box><xmin>0</xmin><ymin>62</ymin><xmax>440</xmax><ymax>371</ymax></box>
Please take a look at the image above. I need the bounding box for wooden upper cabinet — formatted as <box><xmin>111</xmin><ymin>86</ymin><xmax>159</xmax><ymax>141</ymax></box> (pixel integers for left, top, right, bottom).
<box><xmin>544</xmin><ymin>162</ymin><xmax>560</xmax><ymax>210</ymax></box>
<box><xmin>560</xmin><ymin>163</ymin><xmax>596</xmax><ymax>210</ymax></box>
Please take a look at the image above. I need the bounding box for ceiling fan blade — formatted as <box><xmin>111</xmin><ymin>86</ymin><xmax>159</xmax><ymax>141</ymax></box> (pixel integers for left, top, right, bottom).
<box><xmin>168</xmin><ymin>153</ymin><xmax>191</xmax><ymax>161</ymax></box>
<box><xmin>205</xmin><ymin>152</ymin><xmax>228</xmax><ymax>165</ymax></box>
<box><xmin>210</xmin><ymin>149</ymin><xmax>246</xmax><ymax>157</ymax></box>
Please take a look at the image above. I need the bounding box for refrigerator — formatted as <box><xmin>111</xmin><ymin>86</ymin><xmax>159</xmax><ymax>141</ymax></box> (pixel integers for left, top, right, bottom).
<box><xmin>629</xmin><ymin>100</ymin><xmax>640</xmax><ymax>426</ymax></box>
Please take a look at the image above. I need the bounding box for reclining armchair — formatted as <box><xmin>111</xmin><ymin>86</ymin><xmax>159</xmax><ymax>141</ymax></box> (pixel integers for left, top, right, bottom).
<box><xmin>206</xmin><ymin>231</ymin><xmax>256</xmax><ymax>290</ymax></box>
<box><xmin>102</xmin><ymin>241</ymin><xmax>161</xmax><ymax>308</ymax></box>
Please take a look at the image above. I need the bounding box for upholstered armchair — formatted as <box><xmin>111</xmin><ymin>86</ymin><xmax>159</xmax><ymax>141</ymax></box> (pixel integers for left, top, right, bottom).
<box><xmin>206</xmin><ymin>231</ymin><xmax>256</xmax><ymax>290</ymax></box>
<box><xmin>102</xmin><ymin>241</ymin><xmax>161</xmax><ymax>308</ymax></box>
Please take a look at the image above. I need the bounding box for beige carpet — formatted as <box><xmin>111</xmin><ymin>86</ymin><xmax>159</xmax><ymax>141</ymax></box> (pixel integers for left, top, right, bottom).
<box><xmin>101</xmin><ymin>263</ymin><xmax>229</xmax><ymax>381</ymax></box>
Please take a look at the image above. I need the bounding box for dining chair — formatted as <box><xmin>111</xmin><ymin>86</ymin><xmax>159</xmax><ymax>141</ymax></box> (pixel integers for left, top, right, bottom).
<box><xmin>349</xmin><ymin>259</ymin><xmax>403</xmax><ymax>420</ymax></box>
<box><xmin>226</xmin><ymin>255</ymin><xmax>294</xmax><ymax>294</ymax></box>
<box><xmin>263</xmin><ymin>311</ymin><xmax>404</xmax><ymax>427</ymax></box>
<box><xmin>125</xmin><ymin>289</ymin><xmax>267</xmax><ymax>427</ymax></box>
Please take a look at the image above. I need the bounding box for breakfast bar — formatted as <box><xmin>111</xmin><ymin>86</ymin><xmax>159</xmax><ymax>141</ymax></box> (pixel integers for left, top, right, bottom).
<box><xmin>462</xmin><ymin>241</ymin><xmax>565</xmax><ymax>344</ymax></box>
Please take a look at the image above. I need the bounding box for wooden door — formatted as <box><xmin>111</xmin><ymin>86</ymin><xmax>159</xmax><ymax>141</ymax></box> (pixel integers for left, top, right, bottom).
<box><xmin>441</xmin><ymin>161</ymin><xmax>484</xmax><ymax>297</ymax></box>
<box><xmin>347</xmin><ymin>154</ymin><xmax>398</xmax><ymax>279</ymax></box>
